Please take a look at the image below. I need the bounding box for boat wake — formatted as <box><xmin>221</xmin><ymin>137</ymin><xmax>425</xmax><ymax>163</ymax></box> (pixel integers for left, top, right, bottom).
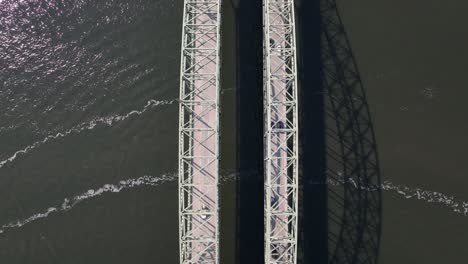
<box><xmin>0</xmin><ymin>171</ymin><xmax>241</xmax><ymax>235</ymax></box>
<box><xmin>0</xmin><ymin>169</ymin><xmax>465</xmax><ymax>236</ymax></box>
<box><xmin>0</xmin><ymin>99</ymin><xmax>176</xmax><ymax>169</ymax></box>
<box><xmin>0</xmin><ymin>173</ymin><xmax>176</xmax><ymax>234</ymax></box>
<box><xmin>328</xmin><ymin>176</ymin><xmax>468</xmax><ymax>216</ymax></box>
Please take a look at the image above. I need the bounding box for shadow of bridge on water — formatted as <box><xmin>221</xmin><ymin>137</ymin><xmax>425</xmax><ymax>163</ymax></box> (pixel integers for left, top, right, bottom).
<box><xmin>231</xmin><ymin>0</ymin><xmax>382</xmax><ymax>263</ymax></box>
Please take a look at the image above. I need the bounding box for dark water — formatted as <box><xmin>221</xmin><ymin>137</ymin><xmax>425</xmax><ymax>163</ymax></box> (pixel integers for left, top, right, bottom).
<box><xmin>0</xmin><ymin>0</ymin><xmax>182</xmax><ymax>263</ymax></box>
<box><xmin>0</xmin><ymin>0</ymin><xmax>467</xmax><ymax>263</ymax></box>
<box><xmin>337</xmin><ymin>0</ymin><xmax>468</xmax><ymax>263</ymax></box>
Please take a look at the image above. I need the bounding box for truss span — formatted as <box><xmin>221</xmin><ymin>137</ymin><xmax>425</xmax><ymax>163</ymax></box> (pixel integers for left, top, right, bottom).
<box><xmin>178</xmin><ymin>1</ymin><xmax>221</xmax><ymax>263</ymax></box>
<box><xmin>263</xmin><ymin>0</ymin><xmax>299</xmax><ymax>263</ymax></box>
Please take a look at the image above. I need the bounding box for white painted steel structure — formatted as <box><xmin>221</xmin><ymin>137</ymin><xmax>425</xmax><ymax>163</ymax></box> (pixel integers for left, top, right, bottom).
<box><xmin>178</xmin><ymin>1</ymin><xmax>221</xmax><ymax>263</ymax></box>
<box><xmin>263</xmin><ymin>0</ymin><xmax>299</xmax><ymax>263</ymax></box>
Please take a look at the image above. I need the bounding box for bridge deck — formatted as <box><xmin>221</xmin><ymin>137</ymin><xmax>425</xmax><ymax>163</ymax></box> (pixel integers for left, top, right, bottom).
<box><xmin>178</xmin><ymin>1</ymin><xmax>221</xmax><ymax>263</ymax></box>
<box><xmin>264</xmin><ymin>0</ymin><xmax>299</xmax><ymax>263</ymax></box>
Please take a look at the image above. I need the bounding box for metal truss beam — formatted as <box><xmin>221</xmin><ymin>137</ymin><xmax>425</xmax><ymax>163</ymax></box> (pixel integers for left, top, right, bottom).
<box><xmin>178</xmin><ymin>1</ymin><xmax>221</xmax><ymax>263</ymax></box>
<box><xmin>263</xmin><ymin>0</ymin><xmax>299</xmax><ymax>263</ymax></box>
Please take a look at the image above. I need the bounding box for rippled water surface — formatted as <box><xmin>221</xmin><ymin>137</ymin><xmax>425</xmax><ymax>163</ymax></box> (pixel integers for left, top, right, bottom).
<box><xmin>0</xmin><ymin>0</ymin><xmax>467</xmax><ymax>263</ymax></box>
<box><xmin>0</xmin><ymin>0</ymin><xmax>182</xmax><ymax>262</ymax></box>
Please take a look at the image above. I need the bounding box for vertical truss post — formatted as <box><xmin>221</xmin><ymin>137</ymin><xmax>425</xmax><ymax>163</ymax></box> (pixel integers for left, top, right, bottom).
<box><xmin>178</xmin><ymin>1</ymin><xmax>222</xmax><ymax>263</ymax></box>
<box><xmin>263</xmin><ymin>0</ymin><xmax>299</xmax><ymax>263</ymax></box>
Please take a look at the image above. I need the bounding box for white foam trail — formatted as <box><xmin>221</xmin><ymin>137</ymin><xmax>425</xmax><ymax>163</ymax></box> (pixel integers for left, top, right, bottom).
<box><xmin>0</xmin><ymin>171</ymin><xmax>241</xmax><ymax>235</ymax></box>
<box><xmin>0</xmin><ymin>173</ymin><xmax>177</xmax><ymax>234</ymax></box>
<box><xmin>0</xmin><ymin>124</ymin><xmax>19</xmax><ymax>133</ymax></box>
<box><xmin>0</xmin><ymin>99</ymin><xmax>176</xmax><ymax>169</ymax></box>
<box><xmin>328</xmin><ymin>176</ymin><xmax>468</xmax><ymax>216</ymax></box>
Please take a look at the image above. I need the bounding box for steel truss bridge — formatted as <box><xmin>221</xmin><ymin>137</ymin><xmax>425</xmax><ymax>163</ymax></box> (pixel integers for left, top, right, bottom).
<box><xmin>178</xmin><ymin>0</ymin><xmax>298</xmax><ymax>263</ymax></box>
<box><xmin>263</xmin><ymin>0</ymin><xmax>299</xmax><ymax>263</ymax></box>
<box><xmin>178</xmin><ymin>0</ymin><xmax>221</xmax><ymax>263</ymax></box>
